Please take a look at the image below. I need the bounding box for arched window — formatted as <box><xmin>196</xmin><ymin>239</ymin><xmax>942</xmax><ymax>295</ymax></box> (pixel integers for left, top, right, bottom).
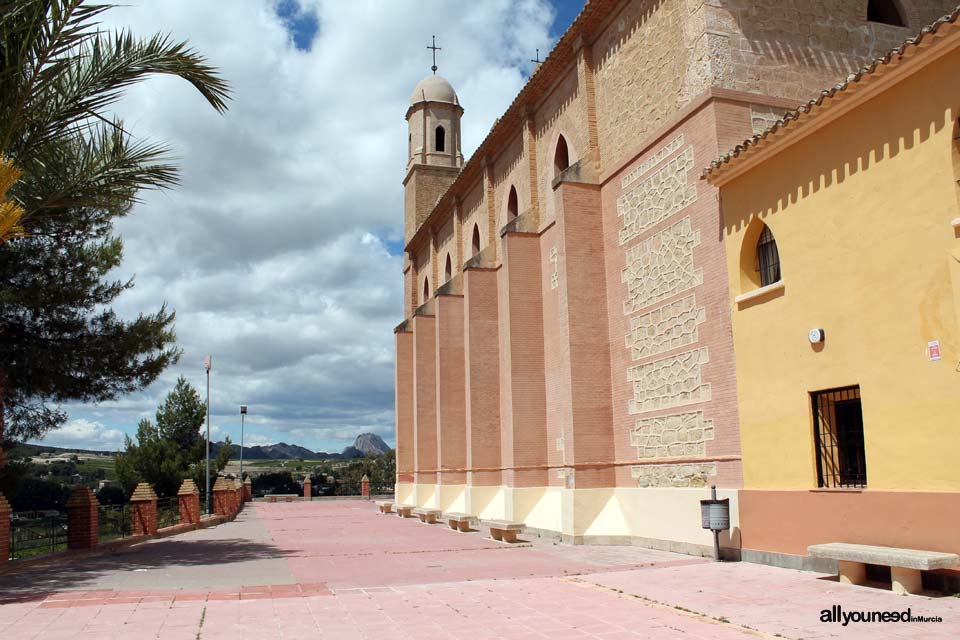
<box><xmin>868</xmin><ymin>0</ymin><xmax>905</xmax><ymax>27</ymax></box>
<box><xmin>471</xmin><ymin>224</ymin><xmax>481</xmax><ymax>257</ymax></box>
<box><xmin>422</xmin><ymin>277</ymin><xmax>430</xmax><ymax>303</ymax></box>
<box><xmin>507</xmin><ymin>186</ymin><xmax>518</xmax><ymax>220</ymax></box>
<box><xmin>554</xmin><ymin>134</ymin><xmax>570</xmax><ymax>176</ymax></box>
<box><xmin>444</xmin><ymin>253</ymin><xmax>452</xmax><ymax>281</ymax></box>
<box><xmin>756</xmin><ymin>226</ymin><xmax>781</xmax><ymax>287</ymax></box>
<box><xmin>435</xmin><ymin>125</ymin><xmax>445</xmax><ymax>152</ymax></box>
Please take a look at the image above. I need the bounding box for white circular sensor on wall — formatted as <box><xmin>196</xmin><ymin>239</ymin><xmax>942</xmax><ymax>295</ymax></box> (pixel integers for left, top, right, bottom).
<box><xmin>808</xmin><ymin>328</ymin><xmax>825</xmax><ymax>344</ymax></box>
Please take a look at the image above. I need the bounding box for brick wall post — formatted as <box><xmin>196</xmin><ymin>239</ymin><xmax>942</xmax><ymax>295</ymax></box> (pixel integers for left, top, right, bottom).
<box><xmin>0</xmin><ymin>493</ymin><xmax>11</xmax><ymax>564</ymax></box>
<box><xmin>233</xmin><ymin>480</ymin><xmax>242</xmax><ymax>514</ymax></box>
<box><xmin>243</xmin><ymin>477</ymin><xmax>252</xmax><ymax>502</ymax></box>
<box><xmin>66</xmin><ymin>486</ymin><xmax>98</xmax><ymax>550</ymax></box>
<box><xmin>303</xmin><ymin>476</ymin><xmax>312</xmax><ymax>501</ymax></box>
<box><xmin>177</xmin><ymin>479</ymin><xmax>200</xmax><ymax>525</ymax></box>
<box><xmin>361</xmin><ymin>474</ymin><xmax>370</xmax><ymax>499</ymax></box>
<box><xmin>130</xmin><ymin>483</ymin><xmax>158</xmax><ymax>536</ymax></box>
<box><xmin>212</xmin><ymin>477</ymin><xmax>230</xmax><ymax>516</ymax></box>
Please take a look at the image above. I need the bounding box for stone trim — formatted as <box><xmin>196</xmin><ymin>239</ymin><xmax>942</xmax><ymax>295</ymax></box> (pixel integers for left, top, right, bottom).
<box><xmin>734</xmin><ymin>280</ymin><xmax>785</xmax><ymax>306</ymax></box>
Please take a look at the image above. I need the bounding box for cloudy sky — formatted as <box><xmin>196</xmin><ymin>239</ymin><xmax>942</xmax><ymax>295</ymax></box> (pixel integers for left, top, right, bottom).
<box><xmin>35</xmin><ymin>0</ymin><xmax>582</xmax><ymax>454</ymax></box>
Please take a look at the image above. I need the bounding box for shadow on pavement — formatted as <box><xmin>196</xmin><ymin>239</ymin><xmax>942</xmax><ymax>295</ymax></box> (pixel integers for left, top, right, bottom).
<box><xmin>0</xmin><ymin>537</ymin><xmax>293</xmax><ymax>601</ymax></box>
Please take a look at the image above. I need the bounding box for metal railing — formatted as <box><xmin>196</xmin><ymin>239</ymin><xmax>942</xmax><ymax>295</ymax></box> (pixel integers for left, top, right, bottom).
<box><xmin>9</xmin><ymin>511</ymin><xmax>68</xmax><ymax>560</ymax></box>
<box><xmin>98</xmin><ymin>503</ymin><xmax>132</xmax><ymax>542</ymax></box>
<box><xmin>157</xmin><ymin>497</ymin><xmax>180</xmax><ymax>529</ymax></box>
<box><xmin>316</xmin><ymin>481</ymin><xmax>395</xmax><ymax>497</ymax></box>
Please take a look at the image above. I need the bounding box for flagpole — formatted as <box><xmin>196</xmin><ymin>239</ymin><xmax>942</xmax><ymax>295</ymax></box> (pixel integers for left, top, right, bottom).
<box><xmin>204</xmin><ymin>355</ymin><xmax>212</xmax><ymax>515</ymax></box>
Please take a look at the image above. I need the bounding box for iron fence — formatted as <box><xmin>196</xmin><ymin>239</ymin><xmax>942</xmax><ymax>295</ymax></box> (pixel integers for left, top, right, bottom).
<box><xmin>9</xmin><ymin>511</ymin><xmax>68</xmax><ymax>560</ymax></box>
<box><xmin>157</xmin><ymin>497</ymin><xmax>180</xmax><ymax>529</ymax></box>
<box><xmin>98</xmin><ymin>503</ymin><xmax>132</xmax><ymax>542</ymax></box>
<box><xmin>316</xmin><ymin>481</ymin><xmax>395</xmax><ymax>497</ymax></box>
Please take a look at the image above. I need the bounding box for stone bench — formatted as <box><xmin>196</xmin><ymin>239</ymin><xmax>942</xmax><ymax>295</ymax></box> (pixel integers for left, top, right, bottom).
<box><xmin>809</xmin><ymin>543</ymin><xmax>960</xmax><ymax>595</ymax></box>
<box><xmin>395</xmin><ymin>504</ymin><xmax>415</xmax><ymax>518</ymax></box>
<box><xmin>482</xmin><ymin>519</ymin><xmax>525</xmax><ymax>543</ymax></box>
<box><xmin>444</xmin><ymin>512</ymin><xmax>476</xmax><ymax>532</ymax></box>
<box><xmin>375</xmin><ymin>501</ymin><xmax>393</xmax><ymax>514</ymax></box>
<box><xmin>413</xmin><ymin>507</ymin><xmax>442</xmax><ymax>524</ymax></box>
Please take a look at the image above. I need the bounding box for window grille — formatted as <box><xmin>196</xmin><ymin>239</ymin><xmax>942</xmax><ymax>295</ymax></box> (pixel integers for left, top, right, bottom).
<box><xmin>812</xmin><ymin>386</ymin><xmax>867</xmax><ymax>488</ymax></box>
<box><xmin>756</xmin><ymin>226</ymin><xmax>781</xmax><ymax>287</ymax></box>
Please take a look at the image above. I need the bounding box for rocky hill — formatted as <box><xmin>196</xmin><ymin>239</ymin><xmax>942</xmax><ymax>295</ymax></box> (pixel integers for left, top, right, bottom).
<box><xmin>212</xmin><ymin>433</ymin><xmax>392</xmax><ymax>460</ymax></box>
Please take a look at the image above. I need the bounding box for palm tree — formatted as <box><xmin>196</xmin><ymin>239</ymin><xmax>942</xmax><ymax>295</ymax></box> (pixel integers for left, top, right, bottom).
<box><xmin>0</xmin><ymin>0</ymin><xmax>231</xmax><ymax>217</ymax></box>
<box><xmin>0</xmin><ymin>0</ymin><xmax>231</xmax><ymax>454</ymax></box>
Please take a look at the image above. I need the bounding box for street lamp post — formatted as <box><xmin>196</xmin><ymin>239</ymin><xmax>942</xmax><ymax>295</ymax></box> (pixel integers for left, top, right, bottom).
<box><xmin>204</xmin><ymin>355</ymin><xmax>212</xmax><ymax>515</ymax></box>
<box><xmin>239</xmin><ymin>405</ymin><xmax>248</xmax><ymax>480</ymax></box>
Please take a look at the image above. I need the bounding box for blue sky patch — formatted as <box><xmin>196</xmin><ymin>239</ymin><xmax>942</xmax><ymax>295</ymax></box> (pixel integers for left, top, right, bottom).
<box><xmin>276</xmin><ymin>0</ymin><xmax>319</xmax><ymax>51</ymax></box>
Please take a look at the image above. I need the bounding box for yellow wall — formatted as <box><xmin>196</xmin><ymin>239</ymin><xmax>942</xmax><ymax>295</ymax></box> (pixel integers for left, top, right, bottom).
<box><xmin>721</xmin><ymin>47</ymin><xmax>960</xmax><ymax>491</ymax></box>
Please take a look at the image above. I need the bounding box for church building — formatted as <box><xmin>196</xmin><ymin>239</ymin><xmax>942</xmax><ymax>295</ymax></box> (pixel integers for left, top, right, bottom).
<box><xmin>394</xmin><ymin>0</ymin><xmax>958</xmax><ymax>563</ymax></box>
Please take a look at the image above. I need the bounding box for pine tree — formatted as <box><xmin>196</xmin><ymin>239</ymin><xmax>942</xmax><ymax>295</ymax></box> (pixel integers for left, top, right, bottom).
<box><xmin>0</xmin><ymin>1</ymin><xmax>230</xmax><ymax>444</ymax></box>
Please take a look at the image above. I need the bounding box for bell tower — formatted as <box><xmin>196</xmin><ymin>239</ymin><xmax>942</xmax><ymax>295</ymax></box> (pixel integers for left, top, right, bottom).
<box><xmin>403</xmin><ymin>55</ymin><xmax>463</xmax><ymax>245</ymax></box>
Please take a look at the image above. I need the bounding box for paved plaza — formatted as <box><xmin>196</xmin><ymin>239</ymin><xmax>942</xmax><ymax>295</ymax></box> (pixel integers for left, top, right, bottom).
<box><xmin>0</xmin><ymin>501</ymin><xmax>957</xmax><ymax>639</ymax></box>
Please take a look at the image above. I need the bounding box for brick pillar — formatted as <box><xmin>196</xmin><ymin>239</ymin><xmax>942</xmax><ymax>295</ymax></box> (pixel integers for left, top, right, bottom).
<box><xmin>413</xmin><ymin>310</ymin><xmax>438</xmax><ymax>489</ymax></box>
<box><xmin>212</xmin><ymin>477</ymin><xmax>230</xmax><ymax>516</ymax></box>
<box><xmin>553</xmin><ymin>181</ymin><xmax>615</xmax><ymax>489</ymax></box>
<box><xmin>395</xmin><ymin>326</ymin><xmax>415</xmax><ymax>486</ymax></box>
<box><xmin>361</xmin><ymin>475</ymin><xmax>370</xmax><ymax>499</ymax></box>
<box><xmin>302</xmin><ymin>477</ymin><xmax>312</xmax><ymax>501</ymax></box>
<box><xmin>436</xmin><ymin>289</ymin><xmax>467</xmax><ymax>491</ymax></box>
<box><xmin>243</xmin><ymin>477</ymin><xmax>252</xmax><ymax>502</ymax></box>
<box><xmin>177</xmin><ymin>479</ymin><xmax>200</xmax><ymax>524</ymax></box>
<box><xmin>0</xmin><ymin>493</ymin><xmax>11</xmax><ymax>565</ymax></box>
<box><xmin>498</xmin><ymin>232</ymin><xmax>548</xmax><ymax>491</ymax></box>
<box><xmin>463</xmin><ymin>265</ymin><xmax>501</xmax><ymax>490</ymax></box>
<box><xmin>234</xmin><ymin>480</ymin><xmax>242</xmax><ymax>513</ymax></box>
<box><xmin>66</xmin><ymin>486</ymin><xmax>98</xmax><ymax>550</ymax></box>
<box><xmin>130</xmin><ymin>483</ymin><xmax>158</xmax><ymax>536</ymax></box>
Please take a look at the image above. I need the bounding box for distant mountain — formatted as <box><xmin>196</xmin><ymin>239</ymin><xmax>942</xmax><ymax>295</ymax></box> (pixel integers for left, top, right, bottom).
<box><xmin>353</xmin><ymin>433</ymin><xmax>390</xmax><ymax>456</ymax></box>
<box><xmin>212</xmin><ymin>433</ymin><xmax>392</xmax><ymax>460</ymax></box>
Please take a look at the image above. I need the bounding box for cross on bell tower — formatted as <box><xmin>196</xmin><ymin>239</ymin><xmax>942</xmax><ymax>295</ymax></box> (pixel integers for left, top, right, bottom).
<box><xmin>427</xmin><ymin>35</ymin><xmax>441</xmax><ymax>74</ymax></box>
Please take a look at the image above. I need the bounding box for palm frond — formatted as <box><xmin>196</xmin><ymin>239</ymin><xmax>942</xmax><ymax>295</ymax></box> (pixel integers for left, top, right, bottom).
<box><xmin>22</xmin><ymin>118</ymin><xmax>180</xmax><ymax>214</ymax></box>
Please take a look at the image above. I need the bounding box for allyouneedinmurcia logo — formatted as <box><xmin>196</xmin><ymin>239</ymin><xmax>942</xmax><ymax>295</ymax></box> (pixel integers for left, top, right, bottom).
<box><xmin>820</xmin><ymin>605</ymin><xmax>943</xmax><ymax>626</ymax></box>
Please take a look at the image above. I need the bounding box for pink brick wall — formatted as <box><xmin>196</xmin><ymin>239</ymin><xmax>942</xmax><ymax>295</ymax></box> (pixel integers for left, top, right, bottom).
<box><xmin>497</xmin><ymin>233</ymin><xmax>548</xmax><ymax>488</ymax></box>
<box><xmin>413</xmin><ymin>313</ymin><xmax>438</xmax><ymax>484</ymax></box>
<box><xmin>436</xmin><ymin>294</ymin><xmax>467</xmax><ymax>484</ymax></box>
<box><xmin>463</xmin><ymin>267</ymin><xmax>502</xmax><ymax>486</ymax></box>
<box><xmin>552</xmin><ymin>180</ymin><xmax>616</xmax><ymax>489</ymax></box>
<box><xmin>599</xmin><ymin>98</ymin><xmax>752</xmax><ymax>489</ymax></box>
<box><xmin>395</xmin><ymin>330</ymin><xmax>415</xmax><ymax>483</ymax></box>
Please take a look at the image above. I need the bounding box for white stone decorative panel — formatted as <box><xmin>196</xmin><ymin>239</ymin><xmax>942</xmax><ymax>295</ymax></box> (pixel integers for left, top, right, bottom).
<box><xmin>618</xmin><ymin>146</ymin><xmax>697</xmax><ymax>245</ymax></box>
<box><xmin>630</xmin><ymin>411</ymin><xmax>715</xmax><ymax>459</ymax></box>
<box><xmin>626</xmin><ymin>347</ymin><xmax>710</xmax><ymax>414</ymax></box>
<box><xmin>621</xmin><ymin>217</ymin><xmax>702</xmax><ymax>316</ymax></box>
<box><xmin>620</xmin><ymin>134</ymin><xmax>685</xmax><ymax>189</ymax></box>
<box><xmin>626</xmin><ymin>295</ymin><xmax>705</xmax><ymax>361</ymax></box>
<box><xmin>630</xmin><ymin>462</ymin><xmax>717</xmax><ymax>488</ymax></box>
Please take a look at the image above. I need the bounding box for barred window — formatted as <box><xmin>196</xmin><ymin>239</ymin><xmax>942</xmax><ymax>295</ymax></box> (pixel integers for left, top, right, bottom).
<box><xmin>756</xmin><ymin>225</ymin><xmax>781</xmax><ymax>287</ymax></box>
<box><xmin>812</xmin><ymin>386</ymin><xmax>867</xmax><ymax>488</ymax></box>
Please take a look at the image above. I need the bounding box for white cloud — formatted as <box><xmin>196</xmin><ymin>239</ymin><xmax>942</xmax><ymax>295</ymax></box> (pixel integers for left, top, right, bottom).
<box><xmin>57</xmin><ymin>0</ymin><xmax>556</xmax><ymax>453</ymax></box>
<box><xmin>35</xmin><ymin>419</ymin><xmax>127</xmax><ymax>451</ymax></box>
